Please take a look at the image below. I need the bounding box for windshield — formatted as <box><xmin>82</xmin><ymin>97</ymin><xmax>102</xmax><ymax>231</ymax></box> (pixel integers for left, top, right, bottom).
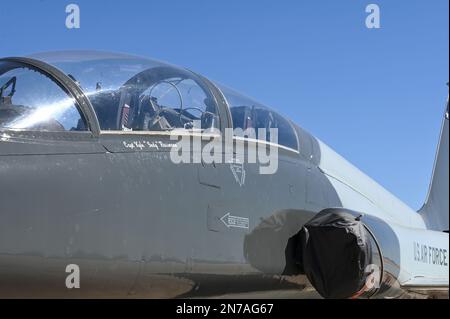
<box><xmin>30</xmin><ymin>51</ymin><xmax>219</xmax><ymax>132</ymax></box>
<box><xmin>0</xmin><ymin>61</ymin><xmax>86</xmax><ymax>132</ymax></box>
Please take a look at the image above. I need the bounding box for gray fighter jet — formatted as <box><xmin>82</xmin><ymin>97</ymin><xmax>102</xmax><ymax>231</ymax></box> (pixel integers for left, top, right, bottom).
<box><xmin>0</xmin><ymin>51</ymin><xmax>448</xmax><ymax>299</ymax></box>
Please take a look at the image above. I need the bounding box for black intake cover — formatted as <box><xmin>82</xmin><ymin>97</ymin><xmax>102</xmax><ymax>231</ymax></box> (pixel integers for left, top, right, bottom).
<box><xmin>298</xmin><ymin>209</ymin><xmax>373</xmax><ymax>299</ymax></box>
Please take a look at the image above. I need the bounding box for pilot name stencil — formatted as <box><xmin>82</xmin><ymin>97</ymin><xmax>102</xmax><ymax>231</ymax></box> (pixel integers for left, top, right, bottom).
<box><xmin>122</xmin><ymin>140</ymin><xmax>177</xmax><ymax>151</ymax></box>
<box><xmin>220</xmin><ymin>213</ymin><xmax>250</xmax><ymax>230</ymax></box>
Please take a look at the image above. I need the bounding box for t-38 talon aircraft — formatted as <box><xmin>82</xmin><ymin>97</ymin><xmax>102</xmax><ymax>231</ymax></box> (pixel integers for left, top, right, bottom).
<box><xmin>0</xmin><ymin>51</ymin><xmax>448</xmax><ymax>299</ymax></box>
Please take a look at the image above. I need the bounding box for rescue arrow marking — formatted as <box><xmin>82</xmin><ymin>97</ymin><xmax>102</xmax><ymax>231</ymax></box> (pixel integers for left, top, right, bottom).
<box><xmin>220</xmin><ymin>213</ymin><xmax>250</xmax><ymax>230</ymax></box>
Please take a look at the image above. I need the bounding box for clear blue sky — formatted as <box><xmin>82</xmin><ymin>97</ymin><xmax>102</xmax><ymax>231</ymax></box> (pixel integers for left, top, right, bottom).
<box><xmin>0</xmin><ymin>0</ymin><xmax>448</xmax><ymax>210</ymax></box>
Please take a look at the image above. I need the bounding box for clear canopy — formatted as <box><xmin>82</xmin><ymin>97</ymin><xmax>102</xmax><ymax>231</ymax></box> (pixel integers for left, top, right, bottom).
<box><xmin>217</xmin><ymin>84</ymin><xmax>298</xmax><ymax>150</ymax></box>
<box><xmin>29</xmin><ymin>51</ymin><xmax>220</xmax><ymax>131</ymax></box>
<box><xmin>0</xmin><ymin>60</ymin><xmax>86</xmax><ymax>131</ymax></box>
<box><xmin>1</xmin><ymin>51</ymin><xmax>299</xmax><ymax>150</ymax></box>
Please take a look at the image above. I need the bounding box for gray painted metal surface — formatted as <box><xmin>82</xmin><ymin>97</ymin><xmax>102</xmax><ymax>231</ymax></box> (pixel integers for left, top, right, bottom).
<box><xmin>0</xmin><ymin>52</ymin><xmax>448</xmax><ymax>298</ymax></box>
